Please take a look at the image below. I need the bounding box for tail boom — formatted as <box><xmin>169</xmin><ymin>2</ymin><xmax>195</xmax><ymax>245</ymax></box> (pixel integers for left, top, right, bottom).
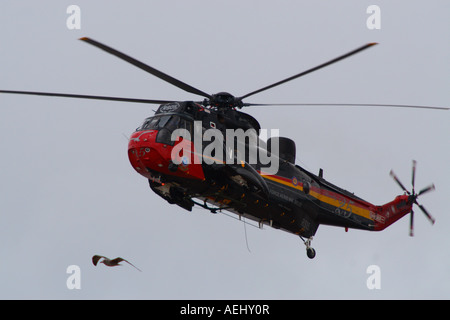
<box><xmin>371</xmin><ymin>195</ymin><xmax>413</xmax><ymax>231</ymax></box>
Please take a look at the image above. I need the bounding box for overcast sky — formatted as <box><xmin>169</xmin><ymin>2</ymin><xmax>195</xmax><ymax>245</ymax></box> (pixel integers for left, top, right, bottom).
<box><xmin>0</xmin><ymin>1</ymin><xmax>449</xmax><ymax>299</ymax></box>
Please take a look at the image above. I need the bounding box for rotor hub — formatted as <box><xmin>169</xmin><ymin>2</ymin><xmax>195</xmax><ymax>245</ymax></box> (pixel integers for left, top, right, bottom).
<box><xmin>208</xmin><ymin>92</ymin><xmax>243</xmax><ymax>109</ymax></box>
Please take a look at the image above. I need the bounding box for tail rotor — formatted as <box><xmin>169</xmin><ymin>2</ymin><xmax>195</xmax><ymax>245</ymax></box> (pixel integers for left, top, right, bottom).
<box><xmin>389</xmin><ymin>160</ymin><xmax>436</xmax><ymax>236</ymax></box>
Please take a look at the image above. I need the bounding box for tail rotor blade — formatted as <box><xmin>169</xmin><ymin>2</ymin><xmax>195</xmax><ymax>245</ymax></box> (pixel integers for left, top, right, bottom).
<box><xmin>390</xmin><ymin>170</ymin><xmax>410</xmax><ymax>194</ymax></box>
<box><xmin>409</xmin><ymin>209</ymin><xmax>414</xmax><ymax>237</ymax></box>
<box><xmin>418</xmin><ymin>184</ymin><xmax>435</xmax><ymax>196</ymax></box>
<box><xmin>415</xmin><ymin>202</ymin><xmax>436</xmax><ymax>225</ymax></box>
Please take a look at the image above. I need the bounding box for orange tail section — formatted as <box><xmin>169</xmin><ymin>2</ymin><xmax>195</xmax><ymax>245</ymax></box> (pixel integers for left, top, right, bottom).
<box><xmin>372</xmin><ymin>195</ymin><xmax>413</xmax><ymax>232</ymax></box>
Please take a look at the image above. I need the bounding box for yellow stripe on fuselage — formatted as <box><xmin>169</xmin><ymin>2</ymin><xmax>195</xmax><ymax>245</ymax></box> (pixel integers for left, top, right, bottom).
<box><xmin>262</xmin><ymin>174</ymin><xmax>304</xmax><ymax>191</ymax></box>
<box><xmin>262</xmin><ymin>174</ymin><xmax>372</xmax><ymax>220</ymax></box>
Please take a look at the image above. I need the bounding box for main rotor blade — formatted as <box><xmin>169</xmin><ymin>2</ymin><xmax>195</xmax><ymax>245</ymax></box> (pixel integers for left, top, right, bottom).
<box><xmin>243</xmin><ymin>102</ymin><xmax>449</xmax><ymax>110</ymax></box>
<box><xmin>415</xmin><ymin>201</ymin><xmax>436</xmax><ymax>225</ymax></box>
<box><xmin>238</xmin><ymin>43</ymin><xmax>378</xmax><ymax>101</ymax></box>
<box><xmin>79</xmin><ymin>37</ymin><xmax>212</xmax><ymax>99</ymax></box>
<box><xmin>409</xmin><ymin>209</ymin><xmax>414</xmax><ymax>237</ymax></box>
<box><xmin>390</xmin><ymin>170</ymin><xmax>410</xmax><ymax>194</ymax></box>
<box><xmin>0</xmin><ymin>90</ymin><xmax>172</xmax><ymax>105</ymax></box>
<box><xmin>411</xmin><ymin>160</ymin><xmax>417</xmax><ymax>193</ymax></box>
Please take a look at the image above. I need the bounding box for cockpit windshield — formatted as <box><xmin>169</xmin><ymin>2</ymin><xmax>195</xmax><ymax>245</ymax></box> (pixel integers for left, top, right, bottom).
<box><xmin>137</xmin><ymin>115</ymin><xmax>192</xmax><ymax>131</ymax></box>
<box><xmin>137</xmin><ymin>115</ymin><xmax>168</xmax><ymax>131</ymax></box>
<box><xmin>136</xmin><ymin>115</ymin><xmax>193</xmax><ymax>145</ymax></box>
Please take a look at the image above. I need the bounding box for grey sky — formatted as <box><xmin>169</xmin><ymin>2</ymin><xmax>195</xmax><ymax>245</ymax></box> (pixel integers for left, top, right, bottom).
<box><xmin>0</xmin><ymin>1</ymin><xmax>449</xmax><ymax>299</ymax></box>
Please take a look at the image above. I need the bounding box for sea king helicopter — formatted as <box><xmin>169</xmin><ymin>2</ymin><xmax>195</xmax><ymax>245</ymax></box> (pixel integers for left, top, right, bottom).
<box><xmin>1</xmin><ymin>38</ymin><xmax>447</xmax><ymax>258</ymax></box>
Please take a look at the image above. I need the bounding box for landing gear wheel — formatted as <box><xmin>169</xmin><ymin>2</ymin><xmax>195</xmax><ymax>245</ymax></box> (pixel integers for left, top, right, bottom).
<box><xmin>306</xmin><ymin>247</ymin><xmax>316</xmax><ymax>259</ymax></box>
<box><xmin>300</xmin><ymin>236</ymin><xmax>316</xmax><ymax>259</ymax></box>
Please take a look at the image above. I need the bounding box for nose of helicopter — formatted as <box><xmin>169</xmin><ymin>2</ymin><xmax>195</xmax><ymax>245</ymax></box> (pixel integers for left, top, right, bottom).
<box><xmin>128</xmin><ymin>130</ymin><xmax>161</xmax><ymax>178</ymax></box>
<box><xmin>127</xmin><ymin>130</ymin><xmax>204</xmax><ymax>180</ymax></box>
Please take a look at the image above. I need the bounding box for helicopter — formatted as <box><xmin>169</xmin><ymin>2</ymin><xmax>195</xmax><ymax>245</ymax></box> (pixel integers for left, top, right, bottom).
<box><xmin>1</xmin><ymin>37</ymin><xmax>447</xmax><ymax>259</ymax></box>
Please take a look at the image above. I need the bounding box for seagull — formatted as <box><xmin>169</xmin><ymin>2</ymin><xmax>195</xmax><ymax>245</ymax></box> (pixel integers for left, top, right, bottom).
<box><xmin>92</xmin><ymin>255</ymin><xmax>142</xmax><ymax>272</ymax></box>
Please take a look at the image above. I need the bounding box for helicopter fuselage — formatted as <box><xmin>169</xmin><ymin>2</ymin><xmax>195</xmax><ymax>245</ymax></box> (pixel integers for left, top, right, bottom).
<box><xmin>127</xmin><ymin>102</ymin><xmax>413</xmax><ymax>240</ymax></box>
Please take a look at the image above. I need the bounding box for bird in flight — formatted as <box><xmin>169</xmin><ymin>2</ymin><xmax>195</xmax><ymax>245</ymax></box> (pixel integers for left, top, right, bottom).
<box><xmin>92</xmin><ymin>255</ymin><xmax>142</xmax><ymax>272</ymax></box>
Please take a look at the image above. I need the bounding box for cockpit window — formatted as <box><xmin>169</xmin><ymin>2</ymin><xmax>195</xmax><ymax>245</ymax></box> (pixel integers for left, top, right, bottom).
<box><xmin>136</xmin><ymin>115</ymin><xmax>193</xmax><ymax>145</ymax></box>
<box><xmin>136</xmin><ymin>115</ymin><xmax>173</xmax><ymax>131</ymax></box>
<box><xmin>165</xmin><ymin>116</ymin><xmax>180</xmax><ymax>131</ymax></box>
<box><xmin>157</xmin><ymin>115</ymin><xmax>171</xmax><ymax>128</ymax></box>
<box><xmin>137</xmin><ymin>117</ymin><xmax>156</xmax><ymax>131</ymax></box>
